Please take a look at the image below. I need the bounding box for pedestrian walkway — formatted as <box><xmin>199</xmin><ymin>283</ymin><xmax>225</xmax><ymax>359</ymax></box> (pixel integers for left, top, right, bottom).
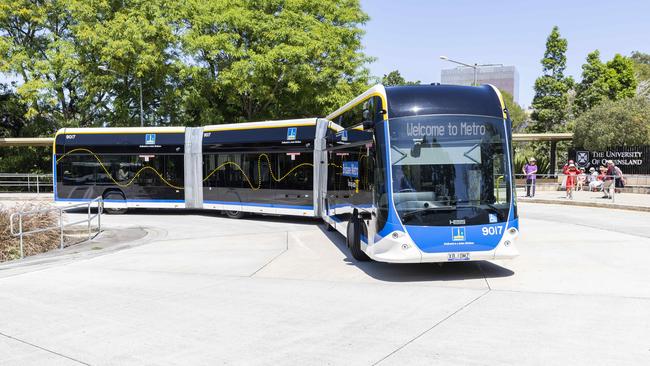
<box><xmin>517</xmin><ymin>188</ymin><xmax>650</xmax><ymax>211</ymax></box>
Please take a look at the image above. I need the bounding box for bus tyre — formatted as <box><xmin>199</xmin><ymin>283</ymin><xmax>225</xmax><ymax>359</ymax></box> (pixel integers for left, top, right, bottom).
<box><xmin>347</xmin><ymin>218</ymin><xmax>370</xmax><ymax>262</ymax></box>
<box><xmin>225</xmin><ymin>210</ymin><xmax>246</xmax><ymax>219</ymax></box>
<box><xmin>103</xmin><ymin>192</ymin><xmax>127</xmax><ymax>215</ymax></box>
<box><xmin>324</xmin><ymin>221</ymin><xmax>335</xmax><ymax>231</ymax></box>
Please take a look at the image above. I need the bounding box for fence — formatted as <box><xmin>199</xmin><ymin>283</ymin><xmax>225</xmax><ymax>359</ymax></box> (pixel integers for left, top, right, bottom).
<box><xmin>0</xmin><ymin>173</ymin><xmax>53</xmax><ymax>193</ymax></box>
<box><xmin>516</xmin><ymin>174</ymin><xmax>650</xmax><ymax>203</ymax></box>
<box><xmin>9</xmin><ymin>196</ymin><xmax>103</xmax><ymax>259</ymax></box>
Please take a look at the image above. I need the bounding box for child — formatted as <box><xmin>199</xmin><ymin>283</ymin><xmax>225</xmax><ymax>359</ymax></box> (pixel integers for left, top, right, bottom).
<box><xmin>565</xmin><ymin>163</ymin><xmax>579</xmax><ymax>199</ymax></box>
<box><xmin>577</xmin><ymin>168</ymin><xmax>587</xmax><ymax>191</ymax></box>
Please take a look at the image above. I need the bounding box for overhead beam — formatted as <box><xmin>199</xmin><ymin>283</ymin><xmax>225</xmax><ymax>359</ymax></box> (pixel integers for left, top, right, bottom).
<box><xmin>512</xmin><ymin>133</ymin><xmax>573</xmax><ymax>142</ymax></box>
<box><xmin>0</xmin><ymin>137</ymin><xmax>54</xmax><ymax>147</ymax></box>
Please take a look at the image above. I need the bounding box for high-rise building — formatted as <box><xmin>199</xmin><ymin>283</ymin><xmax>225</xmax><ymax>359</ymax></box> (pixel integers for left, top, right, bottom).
<box><xmin>441</xmin><ymin>65</ymin><xmax>519</xmax><ymax>103</ymax></box>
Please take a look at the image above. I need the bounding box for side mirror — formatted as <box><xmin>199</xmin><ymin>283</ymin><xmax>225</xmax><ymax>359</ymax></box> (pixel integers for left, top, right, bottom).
<box><xmin>362</xmin><ymin>109</ymin><xmax>374</xmax><ymax>130</ymax></box>
<box><xmin>411</xmin><ymin>141</ymin><xmax>422</xmax><ymax>158</ymax></box>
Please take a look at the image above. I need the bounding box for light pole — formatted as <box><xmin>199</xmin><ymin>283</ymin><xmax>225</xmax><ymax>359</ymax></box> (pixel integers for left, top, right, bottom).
<box><xmin>98</xmin><ymin>65</ymin><xmax>144</xmax><ymax>127</ymax></box>
<box><xmin>439</xmin><ymin>56</ymin><xmax>502</xmax><ymax>86</ymax></box>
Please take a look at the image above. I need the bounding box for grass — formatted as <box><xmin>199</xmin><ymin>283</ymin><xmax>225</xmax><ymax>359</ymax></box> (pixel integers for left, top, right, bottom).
<box><xmin>0</xmin><ymin>202</ymin><xmax>62</xmax><ymax>262</ymax></box>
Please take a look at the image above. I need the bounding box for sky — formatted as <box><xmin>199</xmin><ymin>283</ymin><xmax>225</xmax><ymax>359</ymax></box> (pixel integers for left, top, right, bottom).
<box><xmin>2</xmin><ymin>0</ymin><xmax>648</xmax><ymax>108</ymax></box>
<box><xmin>360</xmin><ymin>0</ymin><xmax>650</xmax><ymax>107</ymax></box>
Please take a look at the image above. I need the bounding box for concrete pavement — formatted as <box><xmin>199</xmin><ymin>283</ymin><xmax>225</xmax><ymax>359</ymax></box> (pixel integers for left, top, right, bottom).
<box><xmin>1</xmin><ymin>205</ymin><xmax>650</xmax><ymax>365</ymax></box>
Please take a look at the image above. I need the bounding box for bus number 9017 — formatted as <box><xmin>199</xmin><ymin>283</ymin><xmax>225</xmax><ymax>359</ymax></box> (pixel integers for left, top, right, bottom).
<box><xmin>482</xmin><ymin>226</ymin><xmax>503</xmax><ymax>236</ymax></box>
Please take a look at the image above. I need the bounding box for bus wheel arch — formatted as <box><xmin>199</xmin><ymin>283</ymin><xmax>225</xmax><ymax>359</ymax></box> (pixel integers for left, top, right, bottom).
<box><xmin>102</xmin><ymin>189</ymin><xmax>128</xmax><ymax>215</ymax></box>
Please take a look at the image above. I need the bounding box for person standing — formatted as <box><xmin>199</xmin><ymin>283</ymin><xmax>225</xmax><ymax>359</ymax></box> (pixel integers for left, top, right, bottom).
<box><xmin>602</xmin><ymin>160</ymin><xmax>616</xmax><ymax>199</ymax></box>
<box><xmin>565</xmin><ymin>163</ymin><xmax>579</xmax><ymax>199</ymax></box>
<box><xmin>522</xmin><ymin>157</ymin><xmax>538</xmax><ymax>197</ymax></box>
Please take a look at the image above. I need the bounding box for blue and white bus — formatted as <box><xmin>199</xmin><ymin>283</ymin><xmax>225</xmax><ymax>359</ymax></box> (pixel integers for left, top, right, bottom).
<box><xmin>320</xmin><ymin>84</ymin><xmax>519</xmax><ymax>262</ymax></box>
<box><xmin>53</xmin><ymin>84</ymin><xmax>518</xmax><ymax>263</ymax></box>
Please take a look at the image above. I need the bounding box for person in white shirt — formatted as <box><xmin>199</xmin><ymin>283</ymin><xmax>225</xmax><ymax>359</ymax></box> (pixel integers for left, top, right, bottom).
<box><xmin>588</xmin><ymin>167</ymin><xmax>602</xmax><ymax>191</ymax></box>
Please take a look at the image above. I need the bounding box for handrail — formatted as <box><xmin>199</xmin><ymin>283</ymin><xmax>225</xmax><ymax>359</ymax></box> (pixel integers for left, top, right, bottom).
<box><xmin>9</xmin><ymin>197</ymin><xmax>103</xmax><ymax>259</ymax></box>
<box><xmin>0</xmin><ymin>173</ymin><xmax>53</xmax><ymax>193</ymax></box>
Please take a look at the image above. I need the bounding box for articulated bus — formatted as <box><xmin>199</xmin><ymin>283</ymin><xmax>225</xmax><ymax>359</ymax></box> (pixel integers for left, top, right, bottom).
<box><xmin>53</xmin><ymin>84</ymin><xmax>519</xmax><ymax>263</ymax></box>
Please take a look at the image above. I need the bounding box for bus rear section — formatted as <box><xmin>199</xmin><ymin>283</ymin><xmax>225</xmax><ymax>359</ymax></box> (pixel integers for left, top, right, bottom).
<box><xmin>53</xmin><ymin>127</ymin><xmax>186</xmax><ymax>211</ymax></box>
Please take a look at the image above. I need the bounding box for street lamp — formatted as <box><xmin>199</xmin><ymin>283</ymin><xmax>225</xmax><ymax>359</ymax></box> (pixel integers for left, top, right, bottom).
<box><xmin>98</xmin><ymin>65</ymin><xmax>144</xmax><ymax>127</ymax></box>
<box><xmin>439</xmin><ymin>56</ymin><xmax>502</xmax><ymax>87</ymax></box>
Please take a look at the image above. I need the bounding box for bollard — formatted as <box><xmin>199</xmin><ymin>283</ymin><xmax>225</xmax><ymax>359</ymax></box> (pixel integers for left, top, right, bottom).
<box><xmin>19</xmin><ymin>214</ymin><xmax>24</xmax><ymax>259</ymax></box>
<box><xmin>60</xmin><ymin>208</ymin><xmax>64</xmax><ymax>249</ymax></box>
<box><xmin>98</xmin><ymin>199</ymin><xmax>102</xmax><ymax>234</ymax></box>
<box><xmin>87</xmin><ymin>201</ymin><xmax>91</xmax><ymax>241</ymax></box>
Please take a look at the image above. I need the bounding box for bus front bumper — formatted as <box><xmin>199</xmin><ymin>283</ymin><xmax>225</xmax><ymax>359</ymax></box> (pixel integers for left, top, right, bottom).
<box><xmin>366</xmin><ymin>228</ymin><xmax>519</xmax><ymax>264</ymax></box>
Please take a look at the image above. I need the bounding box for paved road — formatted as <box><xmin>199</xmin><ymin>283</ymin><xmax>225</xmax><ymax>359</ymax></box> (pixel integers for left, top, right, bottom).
<box><xmin>1</xmin><ymin>204</ymin><xmax>649</xmax><ymax>365</ymax></box>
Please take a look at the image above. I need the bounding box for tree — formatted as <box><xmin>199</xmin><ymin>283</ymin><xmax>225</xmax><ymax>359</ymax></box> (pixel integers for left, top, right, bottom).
<box><xmin>604</xmin><ymin>54</ymin><xmax>637</xmax><ymax>100</ymax></box>
<box><xmin>177</xmin><ymin>0</ymin><xmax>371</xmax><ymax>122</ymax></box>
<box><xmin>630</xmin><ymin>51</ymin><xmax>650</xmax><ymax>97</ymax></box>
<box><xmin>381</xmin><ymin>70</ymin><xmax>420</xmax><ymax>86</ymax></box>
<box><xmin>0</xmin><ymin>0</ymin><xmax>372</xmax><ymax>129</ymax></box>
<box><xmin>530</xmin><ymin>26</ymin><xmax>573</xmax><ymax>133</ymax></box>
<box><xmin>574</xmin><ymin>52</ymin><xmax>637</xmax><ymax>115</ymax></box>
<box><xmin>572</xmin><ymin>96</ymin><xmax>650</xmax><ymax>150</ymax></box>
<box><xmin>500</xmin><ymin>90</ymin><xmax>527</xmax><ymax>131</ymax></box>
<box><xmin>0</xmin><ymin>0</ymin><xmax>78</xmax><ymax>129</ymax></box>
<box><xmin>574</xmin><ymin>51</ymin><xmax>608</xmax><ymax>114</ymax></box>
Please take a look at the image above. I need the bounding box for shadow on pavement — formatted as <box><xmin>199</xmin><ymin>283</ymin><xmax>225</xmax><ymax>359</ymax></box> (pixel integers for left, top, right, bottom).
<box><xmin>317</xmin><ymin>224</ymin><xmax>514</xmax><ymax>283</ymax></box>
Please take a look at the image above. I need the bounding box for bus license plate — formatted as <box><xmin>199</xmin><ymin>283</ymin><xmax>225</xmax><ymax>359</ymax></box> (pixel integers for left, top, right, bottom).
<box><xmin>448</xmin><ymin>252</ymin><xmax>471</xmax><ymax>261</ymax></box>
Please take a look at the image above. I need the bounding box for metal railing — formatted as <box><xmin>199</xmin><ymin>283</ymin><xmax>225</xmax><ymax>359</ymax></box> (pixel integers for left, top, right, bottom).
<box><xmin>0</xmin><ymin>173</ymin><xmax>53</xmax><ymax>193</ymax></box>
<box><xmin>515</xmin><ymin>173</ymin><xmax>650</xmax><ymax>187</ymax></box>
<box><xmin>515</xmin><ymin>173</ymin><xmax>649</xmax><ymax>203</ymax></box>
<box><xmin>9</xmin><ymin>197</ymin><xmax>103</xmax><ymax>259</ymax></box>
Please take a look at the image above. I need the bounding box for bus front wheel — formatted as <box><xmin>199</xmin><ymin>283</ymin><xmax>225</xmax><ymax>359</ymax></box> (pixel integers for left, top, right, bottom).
<box><xmin>347</xmin><ymin>218</ymin><xmax>370</xmax><ymax>262</ymax></box>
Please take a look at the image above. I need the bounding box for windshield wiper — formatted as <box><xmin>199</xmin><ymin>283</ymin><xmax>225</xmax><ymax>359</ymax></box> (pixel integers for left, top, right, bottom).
<box><xmin>453</xmin><ymin>200</ymin><xmax>504</xmax><ymax>218</ymax></box>
<box><xmin>401</xmin><ymin>206</ymin><xmax>455</xmax><ymax>221</ymax></box>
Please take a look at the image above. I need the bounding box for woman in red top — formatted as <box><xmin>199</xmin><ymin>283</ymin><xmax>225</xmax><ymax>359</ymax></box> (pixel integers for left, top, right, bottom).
<box><xmin>565</xmin><ymin>163</ymin><xmax>579</xmax><ymax>199</ymax></box>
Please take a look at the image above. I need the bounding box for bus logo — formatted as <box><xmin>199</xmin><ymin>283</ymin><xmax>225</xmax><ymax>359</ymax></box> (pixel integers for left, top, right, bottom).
<box><xmin>145</xmin><ymin>134</ymin><xmax>156</xmax><ymax>145</ymax></box>
<box><xmin>451</xmin><ymin>227</ymin><xmax>466</xmax><ymax>241</ymax></box>
<box><xmin>287</xmin><ymin>127</ymin><xmax>297</xmax><ymax>141</ymax></box>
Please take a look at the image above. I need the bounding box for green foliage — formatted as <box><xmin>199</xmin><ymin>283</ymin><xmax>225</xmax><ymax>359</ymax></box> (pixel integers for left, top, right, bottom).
<box><xmin>0</xmin><ymin>0</ymin><xmax>371</xmax><ymax>130</ymax></box>
<box><xmin>574</xmin><ymin>52</ymin><xmax>637</xmax><ymax>116</ymax></box>
<box><xmin>631</xmin><ymin>51</ymin><xmax>650</xmax><ymax>79</ymax></box>
<box><xmin>499</xmin><ymin>90</ymin><xmax>527</xmax><ymax>131</ymax></box>
<box><xmin>572</xmin><ymin>96</ymin><xmax>650</xmax><ymax>150</ymax></box>
<box><xmin>381</xmin><ymin>70</ymin><xmax>420</xmax><ymax>86</ymax></box>
<box><xmin>631</xmin><ymin>51</ymin><xmax>650</xmax><ymax>97</ymax></box>
<box><xmin>0</xmin><ymin>84</ymin><xmax>52</xmax><ymax>172</ymax></box>
<box><xmin>530</xmin><ymin>26</ymin><xmax>574</xmax><ymax>133</ymax></box>
<box><xmin>177</xmin><ymin>0</ymin><xmax>371</xmax><ymax>122</ymax></box>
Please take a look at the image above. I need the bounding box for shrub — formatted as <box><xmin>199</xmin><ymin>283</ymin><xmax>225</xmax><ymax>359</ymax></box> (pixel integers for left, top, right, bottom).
<box><xmin>573</xmin><ymin>96</ymin><xmax>650</xmax><ymax>150</ymax></box>
<box><xmin>0</xmin><ymin>203</ymin><xmax>61</xmax><ymax>262</ymax></box>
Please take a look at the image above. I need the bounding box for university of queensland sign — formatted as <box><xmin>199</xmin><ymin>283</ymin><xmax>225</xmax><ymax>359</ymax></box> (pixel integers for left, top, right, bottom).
<box><xmin>569</xmin><ymin>146</ymin><xmax>649</xmax><ymax>174</ymax></box>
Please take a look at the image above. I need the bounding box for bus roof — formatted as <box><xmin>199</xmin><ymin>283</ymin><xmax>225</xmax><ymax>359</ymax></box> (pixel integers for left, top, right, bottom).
<box><xmin>326</xmin><ymin>84</ymin><xmax>507</xmax><ymax>121</ymax></box>
<box><xmin>385</xmin><ymin>84</ymin><xmax>506</xmax><ymax>119</ymax></box>
<box><xmin>203</xmin><ymin>118</ymin><xmax>318</xmax><ymax>132</ymax></box>
<box><xmin>56</xmin><ymin>126</ymin><xmax>186</xmax><ymax>135</ymax></box>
